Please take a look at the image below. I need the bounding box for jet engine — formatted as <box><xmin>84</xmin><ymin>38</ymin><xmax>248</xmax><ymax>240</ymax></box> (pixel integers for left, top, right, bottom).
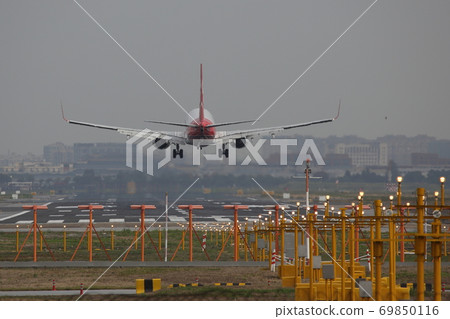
<box><xmin>234</xmin><ymin>138</ymin><xmax>246</xmax><ymax>149</ymax></box>
<box><xmin>154</xmin><ymin>138</ymin><xmax>171</xmax><ymax>149</ymax></box>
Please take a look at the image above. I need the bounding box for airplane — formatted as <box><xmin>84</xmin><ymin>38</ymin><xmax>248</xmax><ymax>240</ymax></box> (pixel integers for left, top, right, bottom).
<box><xmin>62</xmin><ymin>64</ymin><xmax>340</xmax><ymax>159</ymax></box>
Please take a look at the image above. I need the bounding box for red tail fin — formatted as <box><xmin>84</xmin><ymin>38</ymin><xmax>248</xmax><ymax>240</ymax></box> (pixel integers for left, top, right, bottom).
<box><xmin>199</xmin><ymin>64</ymin><xmax>204</xmax><ymax>123</ymax></box>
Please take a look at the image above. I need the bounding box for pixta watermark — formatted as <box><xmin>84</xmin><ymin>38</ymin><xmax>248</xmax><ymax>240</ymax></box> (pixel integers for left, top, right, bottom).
<box><xmin>126</xmin><ymin>132</ymin><xmax>325</xmax><ymax>175</ymax></box>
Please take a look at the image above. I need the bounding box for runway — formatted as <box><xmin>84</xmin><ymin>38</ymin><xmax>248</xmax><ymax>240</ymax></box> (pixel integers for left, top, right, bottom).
<box><xmin>0</xmin><ymin>197</ymin><xmax>296</xmax><ymax>226</ymax></box>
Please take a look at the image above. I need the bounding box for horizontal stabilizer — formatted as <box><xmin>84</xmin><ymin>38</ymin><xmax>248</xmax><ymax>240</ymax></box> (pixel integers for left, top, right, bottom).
<box><xmin>205</xmin><ymin>120</ymin><xmax>256</xmax><ymax>128</ymax></box>
<box><xmin>145</xmin><ymin>120</ymin><xmax>197</xmax><ymax>128</ymax></box>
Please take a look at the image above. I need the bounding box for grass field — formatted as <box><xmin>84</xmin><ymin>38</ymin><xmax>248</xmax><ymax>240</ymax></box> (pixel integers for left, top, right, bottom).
<box><xmin>0</xmin><ymin>265</ymin><xmax>449</xmax><ymax>301</ymax></box>
<box><xmin>0</xmin><ymin>266</ymin><xmax>289</xmax><ymax>301</ymax></box>
<box><xmin>1</xmin><ymin>226</ymin><xmax>448</xmax><ymax>263</ymax></box>
<box><xmin>1</xmin><ymin>227</ymin><xmax>450</xmax><ymax>301</ymax></box>
<box><xmin>1</xmin><ymin>228</ymin><xmax>249</xmax><ymax>262</ymax></box>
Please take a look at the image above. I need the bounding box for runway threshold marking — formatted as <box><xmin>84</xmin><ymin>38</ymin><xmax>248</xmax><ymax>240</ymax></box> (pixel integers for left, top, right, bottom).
<box><xmin>47</xmin><ymin>220</ymin><xmax>64</xmax><ymax>224</ymax></box>
<box><xmin>212</xmin><ymin>216</ymin><xmax>232</xmax><ymax>222</ymax></box>
<box><xmin>16</xmin><ymin>220</ymin><xmax>33</xmax><ymax>224</ymax></box>
<box><xmin>109</xmin><ymin>218</ymin><xmax>125</xmax><ymax>223</ymax></box>
<box><xmin>0</xmin><ymin>210</ymin><xmax>31</xmax><ymax>222</ymax></box>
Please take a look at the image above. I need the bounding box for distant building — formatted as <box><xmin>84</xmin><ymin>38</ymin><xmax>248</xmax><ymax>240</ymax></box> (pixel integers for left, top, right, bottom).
<box><xmin>73</xmin><ymin>143</ymin><xmax>125</xmax><ymax>162</ymax></box>
<box><xmin>411</xmin><ymin>153</ymin><xmax>450</xmax><ymax>167</ymax></box>
<box><xmin>7</xmin><ymin>182</ymin><xmax>32</xmax><ymax>192</ymax></box>
<box><xmin>43</xmin><ymin>142</ymin><xmax>73</xmax><ymax>164</ymax></box>
<box><xmin>428</xmin><ymin>140</ymin><xmax>450</xmax><ymax>159</ymax></box>
<box><xmin>323</xmin><ymin>153</ymin><xmax>352</xmax><ymax>167</ymax></box>
<box><xmin>1</xmin><ymin>162</ymin><xmax>72</xmax><ymax>174</ymax></box>
<box><xmin>335</xmin><ymin>143</ymin><xmax>388</xmax><ymax>167</ymax></box>
<box><xmin>376</xmin><ymin>135</ymin><xmax>435</xmax><ymax>166</ymax></box>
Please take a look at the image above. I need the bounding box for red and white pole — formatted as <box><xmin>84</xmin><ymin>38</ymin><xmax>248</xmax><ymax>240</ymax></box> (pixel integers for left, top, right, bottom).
<box><xmin>202</xmin><ymin>232</ymin><xmax>207</xmax><ymax>251</ymax></box>
<box><xmin>52</xmin><ymin>279</ymin><xmax>56</xmax><ymax>291</ymax></box>
<box><xmin>271</xmin><ymin>249</ymin><xmax>276</xmax><ymax>272</ymax></box>
<box><xmin>80</xmin><ymin>283</ymin><xmax>84</xmax><ymax>296</ymax></box>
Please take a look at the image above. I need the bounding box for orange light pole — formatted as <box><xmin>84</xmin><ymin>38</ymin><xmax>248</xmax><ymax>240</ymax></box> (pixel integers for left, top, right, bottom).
<box><xmin>14</xmin><ymin>205</ymin><xmax>51</xmax><ymax>262</ymax></box>
<box><xmin>416</xmin><ymin>188</ymin><xmax>426</xmax><ymax>300</ymax></box>
<box><xmin>39</xmin><ymin>225</ymin><xmax>43</xmax><ymax>252</ymax></box>
<box><xmin>15</xmin><ymin>225</ymin><xmax>19</xmax><ymax>252</ymax></box>
<box><xmin>70</xmin><ymin>207</ymin><xmax>111</xmax><ymax>261</ymax></box>
<box><xmin>265</xmin><ymin>205</ymin><xmax>280</xmax><ymax>253</ymax></box>
<box><xmin>63</xmin><ymin>225</ymin><xmax>67</xmax><ymax>252</ymax></box>
<box><xmin>178</xmin><ymin>205</ymin><xmax>204</xmax><ymax>261</ymax></box>
<box><xmin>224</xmin><ymin>205</ymin><xmax>249</xmax><ymax>261</ymax></box>
<box><xmin>397</xmin><ymin>176</ymin><xmax>405</xmax><ymax>262</ymax></box>
<box><xmin>130</xmin><ymin>205</ymin><xmax>156</xmax><ymax>262</ymax></box>
<box><xmin>440</xmin><ymin>177</ymin><xmax>446</xmax><ymax>206</ymax></box>
<box><xmin>357</xmin><ymin>192</ymin><xmax>364</xmax><ymax>260</ymax></box>
<box><xmin>78</xmin><ymin>204</ymin><xmax>104</xmax><ymax>262</ymax></box>
<box><xmin>110</xmin><ymin>225</ymin><xmax>114</xmax><ymax>250</ymax></box>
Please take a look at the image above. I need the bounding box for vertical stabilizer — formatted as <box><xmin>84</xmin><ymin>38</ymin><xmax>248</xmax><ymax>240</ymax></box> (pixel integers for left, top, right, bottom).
<box><xmin>199</xmin><ymin>64</ymin><xmax>205</xmax><ymax>123</ymax></box>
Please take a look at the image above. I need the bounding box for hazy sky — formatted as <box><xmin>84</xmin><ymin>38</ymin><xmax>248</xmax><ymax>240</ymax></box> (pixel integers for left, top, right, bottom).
<box><xmin>1</xmin><ymin>0</ymin><xmax>450</xmax><ymax>154</ymax></box>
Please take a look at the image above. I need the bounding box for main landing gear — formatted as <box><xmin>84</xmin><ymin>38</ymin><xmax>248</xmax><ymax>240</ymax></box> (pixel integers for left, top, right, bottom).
<box><xmin>172</xmin><ymin>144</ymin><xmax>183</xmax><ymax>159</ymax></box>
<box><xmin>218</xmin><ymin>144</ymin><xmax>229</xmax><ymax>158</ymax></box>
<box><xmin>172</xmin><ymin>144</ymin><xmax>229</xmax><ymax>159</ymax></box>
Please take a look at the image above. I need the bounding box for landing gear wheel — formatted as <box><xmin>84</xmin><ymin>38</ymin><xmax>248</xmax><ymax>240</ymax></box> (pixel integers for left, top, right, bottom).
<box><xmin>172</xmin><ymin>145</ymin><xmax>183</xmax><ymax>158</ymax></box>
<box><xmin>220</xmin><ymin>144</ymin><xmax>229</xmax><ymax>159</ymax></box>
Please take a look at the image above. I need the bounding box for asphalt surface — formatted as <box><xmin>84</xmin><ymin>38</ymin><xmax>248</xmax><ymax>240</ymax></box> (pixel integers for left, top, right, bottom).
<box><xmin>0</xmin><ymin>261</ymin><xmax>268</xmax><ymax>268</ymax></box>
<box><xmin>0</xmin><ymin>289</ymin><xmax>136</xmax><ymax>296</ymax></box>
<box><xmin>0</xmin><ymin>197</ymin><xmax>303</xmax><ymax>227</ymax></box>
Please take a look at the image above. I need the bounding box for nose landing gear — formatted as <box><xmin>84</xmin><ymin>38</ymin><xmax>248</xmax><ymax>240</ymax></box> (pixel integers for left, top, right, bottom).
<box><xmin>172</xmin><ymin>144</ymin><xmax>183</xmax><ymax>158</ymax></box>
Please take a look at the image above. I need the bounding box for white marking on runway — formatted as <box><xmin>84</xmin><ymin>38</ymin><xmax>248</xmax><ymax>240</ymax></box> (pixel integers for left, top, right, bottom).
<box><xmin>47</xmin><ymin>220</ymin><xmax>64</xmax><ymax>224</ymax></box>
<box><xmin>212</xmin><ymin>216</ymin><xmax>232</xmax><ymax>222</ymax></box>
<box><xmin>76</xmin><ymin>214</ymin><xmax>89</xmax><ymax>217</ymax></box>
<box><xmin>139</xmin><ymin>218</ymin><xmax>155</xmax><ymax>222</ymax></box>
<box><xmin>109</xmin><ymin>218</ymin><xmax>125</xmax><ymax>223</ymax></box>
<box><xmin>78</xmin><ymin>219</ymin><xmax>91</xmax><ymax>223</ymax></box>
<box><xmin>49</xmin><ymin>215</ymin><xmax>64</xmax><ymax>217</ymax></box>
<box><xmin>102</xmin><ymin>214</ymin><xmax>117</xmax><ymax>217</ymax></box>
<box><xmin>16</xmin><ymin>220</ymin><xmax>33</xmax><ymax>224</ymax></box>
<box><xmin>56</xmin><ymin>206</ymin><xmax>78</xmax><ymax>209</ymax></box>
<box><xmin>0</xmin><ymin>210</ymin><xmax>30</xmax><ymax>222</ymax></box>
<box><xmin>58</xmin><ymin>210</ymin><xmax>72</xmax><ymax>213</ymax></box>
<box><xmin>169</xmin><ymin>216</ymin><xmax>186</xmax><ymax>222</ymax></box>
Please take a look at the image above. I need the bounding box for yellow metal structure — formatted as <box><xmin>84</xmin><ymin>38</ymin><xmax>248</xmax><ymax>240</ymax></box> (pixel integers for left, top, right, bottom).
<box><xmin>264</xmin><ymin>187</ymin><xmax>450</xmax><ymax>301</ymax></box>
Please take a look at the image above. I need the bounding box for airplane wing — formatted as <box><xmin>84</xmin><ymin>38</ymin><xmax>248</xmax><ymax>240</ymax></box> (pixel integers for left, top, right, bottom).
<box><xmin>219</xmin><ymin>103</ymin><xmax>340</xmax><ymax>141</ymax></box>
<box><xmin>61</xmin><ymin>107</ymin><xmax>187</xmax><ymax>145</ymax></box>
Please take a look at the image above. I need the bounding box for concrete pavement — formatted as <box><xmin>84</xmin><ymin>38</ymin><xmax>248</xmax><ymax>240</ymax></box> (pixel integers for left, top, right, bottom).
<box><xmin>0</xmin><ymin>289</ymin><xmax>135</xmax><ymax>296</ymax></box>
<box><xmin>0</xmin><ymin>261</ymin><xmax>268</xmax><ymax>268</ymax></box>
